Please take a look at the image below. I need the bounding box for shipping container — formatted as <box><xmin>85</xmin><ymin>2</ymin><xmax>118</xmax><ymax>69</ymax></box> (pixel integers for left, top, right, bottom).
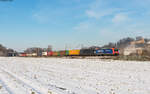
<box><xmin>52</xmin><ymin>51</ymin><xmax>60</xmax><ymax>56</ymax></box>
<box><xmin>32</xmin><ymin>53</ymin><xmax>37</xmax><ymax>57</ymax></box>
<box><xmin>19</xmin><ymin>53</ymin><xmax>27</xmax><ymax>57</ymax></box>
<box><xmin>69</xmin><ymin>50</ymin><xmax>80</xmax><ymax>56</ymax></box>
<box><xmin>57</xmin><ymin>51</ymin><xmax>60</xmax><ymax>56</ymax></box>
<box><xmin>26</xmin><ymin>53</ymin><xmax>32</xmax><ymax>57</ymax></box>
<box><xmin>47</xmin><ymin>51</ymin><xmax>53</xmax><ymax>56</ymax></box>
<box><xmin>59</xmin><ymin>51</ymin><xmax>66</xmax><ymax>56</ymax></box>
<box><xmin>80</xmin><ymin>49</ymin><xmax>94</xmax><ymax>56</ymax></box>
<box><xmin>42</xmin><ymin>52</ymin><xmax>48</xmax><ymax>56</ymax></box>
<box><xmin>65</xmin><ymin>50</ymin><xmax>69</xmax><ymax>56</ymax></box>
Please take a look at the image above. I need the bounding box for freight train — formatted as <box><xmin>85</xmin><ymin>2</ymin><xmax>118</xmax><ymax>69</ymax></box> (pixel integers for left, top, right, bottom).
<box><xmin>19</xmin><ymin>48</ymin><xmax>119</xmax><ymax>57</ymax></box>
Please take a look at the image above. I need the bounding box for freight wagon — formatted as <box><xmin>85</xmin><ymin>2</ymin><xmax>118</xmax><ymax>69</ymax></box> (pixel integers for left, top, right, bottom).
<box><xmin>26</xmin><ymin>53</ymin><xmax>32</xmax><ymax>57</ymax></box>
<box><xmin>69</xmin><ymin>50</ymin><xmax>80</xmax><ymax>56</ymax></box>
<box><xmin>52</xmin><ymin>51</ymin><xmax>60</xmax><ymax>56</ymax></box>
<box><xmin>42</xmin><ymin>52</ymin><xmax>48</xmax><ymax>57</ymax></box>
<box><xmin>47</xmin><ymin>51</ymin><xmax>53</xmax><ymax>56</ymax></box>
<box><xmin>65</xmin><ymin>50</ymin><xmax>69</xmax><ymax>56</ymax></box>
<box><xmin>80</xmin><ymin>49</ymin><xmax>95</xmax><ymax>56</ymax></box>
<box><xmin>26</xmin><ymin>53</ymin><xmax>37</xmax><ymax>57</ymax></box>
<box><xmin>19</xmin><ymin>53</ymin><xmax>27</xmax><ymax>57</ymax></box>
<box><xmin>59</xmin><ymin>51</ymin><xmax>66</xmax><ymax>56</ymax></box>
<box><xmin>31</xmin><ymin>53</ymin><xmax>37</xmax><ymax>57</ymax></box>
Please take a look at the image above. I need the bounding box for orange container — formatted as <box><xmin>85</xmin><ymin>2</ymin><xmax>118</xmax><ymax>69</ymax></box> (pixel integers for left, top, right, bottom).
<box><xmin>69</xmin><ymin>50</ymin><xmax>80</xmax><ymax>56</ymax></box>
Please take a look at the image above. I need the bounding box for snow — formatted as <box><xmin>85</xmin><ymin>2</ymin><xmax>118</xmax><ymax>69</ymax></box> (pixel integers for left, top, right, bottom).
<box><xmin>0</xmin><ymin>57</ymin><xmax>149</xmax><ymax>94</ymax></box>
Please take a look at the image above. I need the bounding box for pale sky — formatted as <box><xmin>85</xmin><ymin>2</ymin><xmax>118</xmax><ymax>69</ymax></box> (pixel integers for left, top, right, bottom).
<box><xmin>0</xmin><ymin>0</ymin><xmax>150</xmax><ymax>51</ymax></box>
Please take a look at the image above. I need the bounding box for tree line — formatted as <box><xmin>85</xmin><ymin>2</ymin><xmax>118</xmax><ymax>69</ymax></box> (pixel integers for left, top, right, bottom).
<box><xmin>0</xmin><ymin>44</ymin><xmax>16</xmax><ymax>56</ymax></box>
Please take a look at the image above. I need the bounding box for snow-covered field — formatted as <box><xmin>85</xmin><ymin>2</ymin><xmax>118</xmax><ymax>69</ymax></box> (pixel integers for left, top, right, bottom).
<box><xmin>0</xmin><ymin>57</ymin><xmax>149</xmax><ymax>94</ymax></box>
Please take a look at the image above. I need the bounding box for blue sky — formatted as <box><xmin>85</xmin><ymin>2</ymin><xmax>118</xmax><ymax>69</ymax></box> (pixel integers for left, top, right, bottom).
<box><xmin>0</xmin><ymin>0</ymin><xmax>150</xmax><ymax>51</ymax></box>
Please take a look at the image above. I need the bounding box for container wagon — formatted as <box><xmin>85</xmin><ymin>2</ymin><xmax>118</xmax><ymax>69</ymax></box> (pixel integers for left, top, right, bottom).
<box><xmin>80</xmin><ymin>49</ymin><xmax>95</xmax><ymax>56</ymax></box>
<box><xmin>47</xmin><ymin>51</ymin><xmax>53</xmax><ymax>56</ymax></box>
<box><xmin>59</xmin><ymin>51</ymin><xmax>66</xmax><ymax>56</ymax></box>
<box><xmin>52</xmin><ymin>51</ymin><xmax>60</xmax><ymax>56</ymax></box>
<box><xmin>69</xmin><ymin>50</ymin><xmax>80</xmax><ymax>56</ymax></box>
<box><xmin>65</xmin><ymin>50</ymin><xmax>69</xmax><ymax>56</ymax></box>
<box><xmin>42</xmin><ymin>52</ymin><xmax>48</xmax><ymax>57</ymax></box>
<box><xmin>19</xmin><ymin>53</ymin><xmax>27</xmax><ymax>57</ymax></box>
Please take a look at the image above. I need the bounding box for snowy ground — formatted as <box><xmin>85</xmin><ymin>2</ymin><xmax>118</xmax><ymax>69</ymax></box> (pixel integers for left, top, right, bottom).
<box><xmin>0</xmin><ymin>57</ymin><xmax>149</xmax><ymax>94</ymax></box>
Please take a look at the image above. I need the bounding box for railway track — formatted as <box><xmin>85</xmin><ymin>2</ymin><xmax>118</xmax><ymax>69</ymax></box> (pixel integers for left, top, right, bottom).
<box><xmin>22</xmin><ymin>56</ymin><xmax>119</xmax><ymax>59</ymax></box>
<box><xmin>62</xmin><ymin>56</ymin><xmax>119</xmax><ymax>59</ymax></box>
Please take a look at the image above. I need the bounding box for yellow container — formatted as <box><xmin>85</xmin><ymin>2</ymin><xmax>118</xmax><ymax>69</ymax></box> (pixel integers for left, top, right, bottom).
<box><xmin>69</xmin><ymin>50</ymin><xmax>80</xmax><ymax>55</ymax></box>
